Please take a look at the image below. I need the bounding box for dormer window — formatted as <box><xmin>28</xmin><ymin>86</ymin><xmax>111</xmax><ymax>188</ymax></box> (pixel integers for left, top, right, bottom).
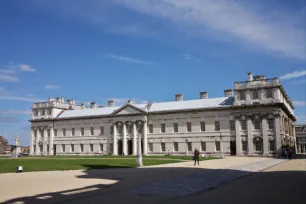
<box><xmin>239</xmin><ymin>91</ymin><xmax>246</xmax><ymax>101</ymax></box>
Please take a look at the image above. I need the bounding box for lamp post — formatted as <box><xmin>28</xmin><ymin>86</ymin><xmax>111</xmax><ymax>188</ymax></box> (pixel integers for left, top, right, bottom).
<box><xmin>136</xmin><ymin>120</ymin><xmax>143</xmax><ymax>167</ymax></box>
<box><xmin>220</xmin><ymin>132</ymin><xmax>224</xmax><ymax>158</ymax></box>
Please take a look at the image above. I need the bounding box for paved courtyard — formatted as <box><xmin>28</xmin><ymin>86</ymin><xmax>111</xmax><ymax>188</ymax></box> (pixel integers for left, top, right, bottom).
<box><xmin>0</xmin><ymin>157</ymin><xmax>304</xmax><ymax>204</ymax></box>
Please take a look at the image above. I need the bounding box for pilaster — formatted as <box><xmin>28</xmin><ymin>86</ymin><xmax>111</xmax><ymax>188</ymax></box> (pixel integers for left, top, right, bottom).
<box><xmin>247</xmin><ymin>116</ymin><xmax>254</xmax><ymax>155</ymax></box>
<box><xmin>262</xmin><ymin>115</ymin><xmax>269</xmax><ymax>156</ymax></box>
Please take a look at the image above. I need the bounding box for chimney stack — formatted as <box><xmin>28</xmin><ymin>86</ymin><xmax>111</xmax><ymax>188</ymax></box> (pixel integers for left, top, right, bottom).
<box><xmin>224</xmin><ymin>89</ymin><xmax>232</xmax><ymax>97</ymax></box>
<box><xmin>128</xmin><ymin>100</ymin><xmax>133</xmax><ymax>104</ymax></box>
<box><xmin>108</xmin><ymin>100</ymin><xmax>115</xmax><ymax>107</ymax></box>
<box><xmin>200</xmin><ymin>92</ymin><xmax>208</xmax><ymax>99</ymax></box>
<box><xmin>248</xmin><ymin>72</ymin><xmax>253</xmax><ymax>81</ymax></box>
<box><xmin>56</xmin><ymin>97</ymin><xmax>61</xmax><ymax>103</ymax></box>
<box><xmin>67</xmin><ymin>99</ymin><xmax>75</xmax><ymax>105</ymax></box>
<box><xmin>49</xmin><ymin>97</ymin><xmax>55</xmax><ymax>102</ymax></box>
<box><xmin>175</xmin><ymin>94</ymin><xmax>183</xmax><ymax>101</ymax></box>
<box><xmin>90</xmin><ymin>102</ymin><xmax>97</xmax><ymax>109</ymax></box>
<box><xmin>80</xmin><ymin>103</ymin><xmax>85</xmax><ymax>109</ymax></box>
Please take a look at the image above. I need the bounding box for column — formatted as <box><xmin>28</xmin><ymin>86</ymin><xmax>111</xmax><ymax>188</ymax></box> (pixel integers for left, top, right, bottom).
<box><xmin>123</xmin><ymin>122</ymin><xmax>127</xmax><ymax>156</ymax></box>
<box><xmin>262</xmin><ymin>116</ymin><xmax>269</xmax><ymax>156</ymax></box>
<box><xmin>43</xmin><ymin>128</ymin><xmax>48</xmax><ymax>155</ymax></box>
<box><xmin>274</xmin><ymin>115</ymin><xmax>281</xmax><ymax>156</ymax></box>
<box><xmin>113</xmin><ymin>123</ymin><xmax>118</xmax><ymax>155</ymax></box>
<box><xmin>30</xmin><ymin>128</ymin><xmax>35</xmax><ymax>155</ymax></box>
<box><xmin>143</xmin><ymin>120</ymin><xmax>148</xmax><ymax>155</ymax></box>
<box><xmin>235</xmin><ymin>118</ymin><xmax>242</xmax><ymax>155</ymax></box>
<box><xmin>133</xmin><ymin>122</ymin><xmax>137</xmax><ymax>155</ymax></box>
<box><xmin>49</xmin><ymin>126</ymin><xmax>54</xmax><ymax>155</ymax></box>
<box><xmin>35</xmin><ymin>128</ymin><xmax>40</xmax><ymax>155</ymax></box>
<box><xmin>247</xmin><ymin>117</ymin><xmax>254</xmax><ymax>155</ymax></box>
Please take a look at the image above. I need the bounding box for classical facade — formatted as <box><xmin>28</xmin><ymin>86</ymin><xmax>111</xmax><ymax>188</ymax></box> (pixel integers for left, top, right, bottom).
<box><xmin>295</xmin><ymin>124</ymin><xmax>306</xmax><ymax>153</ymax></box>
<box><xmin>29</xmin><ymin>73</ymin><xmax>296</xmax><ymax>157</ymax></box>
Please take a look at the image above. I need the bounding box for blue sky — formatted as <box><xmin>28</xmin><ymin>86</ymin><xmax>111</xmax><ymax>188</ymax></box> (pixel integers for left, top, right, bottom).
<box><xmin>0</xmin><ymin>0</ymin><xmax>305</xmax><ymax>146</ymax></box>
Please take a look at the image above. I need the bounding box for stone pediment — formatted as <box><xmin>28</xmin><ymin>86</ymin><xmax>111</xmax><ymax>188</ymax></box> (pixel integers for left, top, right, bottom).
<box><xmin>112</xmin><ymin>104</ymin><xmax>146</xmax><ymax>116</ymax></box>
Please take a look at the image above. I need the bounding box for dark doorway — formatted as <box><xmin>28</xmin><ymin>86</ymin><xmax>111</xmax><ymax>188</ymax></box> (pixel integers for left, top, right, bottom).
<box><xmin>118</xmin><ymin>140</ymin><xmax>123</xmax><ymax>155</ymax></box>
<box><xmin>53</xmin><ymin>145</ymin><xmax>56</xmax><ymax>156</ymax></box>
<box><xmin>141</xmin><ymin>139</ymin><xmax>143</xmax><ymax>154</ymax></box>
<box><xmin>230</xmin><ymin>141</ymin><xmax>236</xmax><ymax>155</ymax></box>
<box><xmin>128</xmin><ymin>140</ymin><xmax>133</xmax><ymax>155</ymax></box>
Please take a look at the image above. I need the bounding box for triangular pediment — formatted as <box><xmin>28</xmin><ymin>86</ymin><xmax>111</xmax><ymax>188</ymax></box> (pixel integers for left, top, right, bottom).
<box><xmin>112</xmin><ymin>104</ymin><xmax>146</xmax><ymax>115</ymax></box>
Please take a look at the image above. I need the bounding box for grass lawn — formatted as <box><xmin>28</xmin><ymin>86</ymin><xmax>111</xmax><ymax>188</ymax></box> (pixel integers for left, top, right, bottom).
<box><xmin>0</xmin><ymin>156</ymin><xmax>218</xmax><ymax>173</ymax></box>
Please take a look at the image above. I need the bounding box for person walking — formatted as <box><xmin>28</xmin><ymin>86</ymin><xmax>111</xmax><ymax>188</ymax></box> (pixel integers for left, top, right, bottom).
<box><xmin>194</xmin><ymin>148</ymin><xmax>200</xmax><ymax>165</ymax></box>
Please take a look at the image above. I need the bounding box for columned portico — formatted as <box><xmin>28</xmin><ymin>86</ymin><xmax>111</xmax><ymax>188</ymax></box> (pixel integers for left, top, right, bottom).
<box><xmin>262</xmin><ymin>116</ymin><xmax>269</xmax><ymax>155</ymax></box>
<box><xmin>113</xmin><ymin>123</ymin><xmax>118</xmax><ymax>155</ymax></box>
<box><xmin>30</xmin><ymin>128</ymin><xmax>35</xmax><ymax>155</ymax></box>
<box><xmin>43</xmin><ymin>128</ymin><xmax>48</xmax><ymax>155</ymax></box>
<box><xmin>123</xmin><ymin>122</ymin><xmax>127</xmax><ymax>155</ymax></box>
<box><xmin>49</xmin><ymin>126</ymin><xmax>54</xmax><ymax>155</ymax></box>
<box><xmin>247</xmin><ymin>117</ymin><xmax>254</xmax><ymax>155</ymax></box>
<box><xmin>235</xmin><ymin>117</ymin><xmax>242</xmax><ymax>155</ymax></box>
<box><xmin>143</xmin><ymin>120</ymin><xmax>148</xmax><ymax>156</ymax></box>
<box><xmin>133</xmin><ymin>122</ymin><xmax>137</xmax><ymax>155</ymax></box>
<box><xmin>35</xmin><ymin>128</ymin><xmax>40</xmax><ymax>156</ymax></box>
<box><xmin>274</xmin><ymin>114</ymin><xmax>281</xmax><ymax>154</ymax></box>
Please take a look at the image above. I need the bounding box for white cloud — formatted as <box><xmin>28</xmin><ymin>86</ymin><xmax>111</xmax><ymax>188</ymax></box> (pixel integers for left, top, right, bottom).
<box><xmin>0</xmin><ymin>96</ymin><xmax>42</xmax><ymax>102</ymax></box>
<box><xmin>113</xmin><ymin>0</ymin><xmax>305</xmax><ymax>60</ymax></box>
<box><xmin>183</xmin><ymin>54</ymin><xmax>201</xmax><ymax>62</ymax></box>
<box><xmin>0</xmin><ymin>87</ymin><xmax>3</xmax><ymax>91</ymax></box>
<box><xmin>45</xmin><ymin>85</ymin><xmax>60</xmax><ymax>90</ymax></box>
<box><xmin>296</xmin><ymin>116</ymin><xmax>306</xmax><ymax>124</ymax></box>
<box><xmin>0</xmin><ymin>74</ymin><xmax>19</xmax><ymax>82</ymax></box>
<box><xmin>293</xmin><ymin>101</ymin><xmax>306</xmax><ymax>107</ymax></box>
<box><xmin>279</xmin><ymin>70</ymin><xmax>306</xmax><ymax>80</ymax></box>
<box><xmin>19</xmin><ymin>64</ymin><xmax>36</xmax><ymax>72</ymax></box>
<box><xmin>0</xmin><ymin>110</ymin><xmax>32</xmax><ymax>115</ymax></box>
<box><xmin>107</xmin><ymin>54</ymin><xmax>155</xmax><ymax>65</ymax></box>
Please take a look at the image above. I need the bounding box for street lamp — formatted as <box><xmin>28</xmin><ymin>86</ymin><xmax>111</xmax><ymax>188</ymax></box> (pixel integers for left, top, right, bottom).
<box><xmin>136</xmin><ymin>120</ymin><xmax>143</xmax><ymax>167</ymax></box>
<box><xmin>220</xmin><ymin>132</ymin><xmax>224</xmax><ymax>158</ymax></box>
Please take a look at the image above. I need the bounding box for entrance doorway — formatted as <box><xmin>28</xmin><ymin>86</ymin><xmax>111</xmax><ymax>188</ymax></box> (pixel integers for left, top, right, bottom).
<box><xmin>230</xmin><ymin>141</ymin><xmax>236</xmax><ymax>155</ymax></box>
<box><xmin>53</xmin><ymin>145</ymin><xmax>56</xmax><ymax>155</ymax></box>
<box><xmin>118</xmin><ymin>140</ymin><xmax>123</xmax><ymax>155</ymax></box>
<box><xmin>128</xmin><ymin>140</ymin><xmax>133</xmax><ymax>155</ymax></box>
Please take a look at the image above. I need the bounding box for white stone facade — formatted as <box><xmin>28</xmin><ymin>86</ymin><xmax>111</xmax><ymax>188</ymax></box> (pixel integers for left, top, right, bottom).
<box><xmin>29</xmin><ymin>73</ymin><xmax>296</xmax><ymax>157</ymax></box>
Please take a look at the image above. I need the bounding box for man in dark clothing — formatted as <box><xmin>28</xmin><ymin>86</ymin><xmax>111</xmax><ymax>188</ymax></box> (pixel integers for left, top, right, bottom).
<box><xmin>194</xmin><ymin>148</ymin><xmax>200</xmax><ymax>165</ymax></box>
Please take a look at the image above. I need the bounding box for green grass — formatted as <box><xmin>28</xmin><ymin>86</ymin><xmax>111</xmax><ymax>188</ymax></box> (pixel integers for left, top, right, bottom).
<box><xmin>0</xmin><ymin>158</ymin><xmax>183</xmax><ymax>173</ymax></box>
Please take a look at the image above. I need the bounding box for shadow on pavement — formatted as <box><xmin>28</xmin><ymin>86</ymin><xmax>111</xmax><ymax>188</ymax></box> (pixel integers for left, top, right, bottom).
<box><xmin>3</xmin><ymin>161</ymin><xmax>306</xmax><ymax>204</ymax></box>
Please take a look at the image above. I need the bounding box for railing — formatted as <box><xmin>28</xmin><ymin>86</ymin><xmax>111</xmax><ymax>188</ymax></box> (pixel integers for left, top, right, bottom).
<box><xmin>235</xmin><ymin>78</ymin><xmax>280</xmax><ymax>89</ymax></box>
<box><xmin>32</xmin><ymin>102</ymin><xmax>75</xmax><ymax>109</ymax></box>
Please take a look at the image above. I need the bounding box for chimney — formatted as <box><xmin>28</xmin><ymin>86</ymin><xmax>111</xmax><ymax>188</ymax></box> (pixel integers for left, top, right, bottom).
<box><xmin>80</xmin><ymin>103</ymin><xmax>85</xmax><ymax>109</ymax></box>
<box><xmin>128</xmin><ymin>100</ymin><xmax>133</xmax><ymax>104</ymax></box>
<box><xmin>90</xmin><ymin>102</ymin><xmax>97</xmax><ymax>109</ymax></box>
<box><xmin>248</xmin><ymin>72</ymin><xmax>253</xmax><ymax>81</ymax></box>
<box><xmin>224</xmin><ymin>89</ymin><xmax>232</xmax><ymax>97</ymax></box>
<box><xmin>175</xmin><ymin>94</ymin><xmax>183</xmax><ymax>101</ymax></box>
<box><xmin>67</xmin><ymin>99</ymin><xmax>73</xmax><ymax>105</ymax></box>
<box><xmin>108</xmin><ymin>100</ymin><xmax>115</xmax><ymax>107</ymax></box>
<box><xmin>49</xmin><ymin>97</ymin><xmax>55</xmax><ymax>102</ymax></box>
<box><xmin>200</xmin><ymin>92</ymin><xmax>208</xmax><ymax>99</ymax></box>
<box><xmin>56</xmin><ymin>97</ymin><xmax>61</xmax><ymax>103</ymax></box>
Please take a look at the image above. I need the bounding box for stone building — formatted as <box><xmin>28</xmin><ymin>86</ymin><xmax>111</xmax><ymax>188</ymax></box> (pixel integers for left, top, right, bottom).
<box><xmin>29</xmin><ymin>73</ymin><xmax>296</xmax><ymax>156</ymax></box>
<box><xmin>295</xmin><ymin>124</ymin><xmax>306</xmax><ymax>153</ymax></box>
<box><xmin>0</xmin><ymin>136</ymin><xmax>10</xmax><ymax>154</ymax></box>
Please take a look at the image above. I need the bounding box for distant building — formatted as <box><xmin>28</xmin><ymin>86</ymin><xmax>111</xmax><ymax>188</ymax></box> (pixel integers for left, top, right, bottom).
<box><xmin>0</xmin><ymin>136</ymin><xmax>10</xmax><ymax>154</ymax></box>
<box><xmin>295</xmin><ymin>124</ymin><xmax>306</xmax><ymax>153</ymax></box>
<box><xmin>29</xmin><ymin>73</ymin><xmax>296</xmax><ymax>157</ymax></box>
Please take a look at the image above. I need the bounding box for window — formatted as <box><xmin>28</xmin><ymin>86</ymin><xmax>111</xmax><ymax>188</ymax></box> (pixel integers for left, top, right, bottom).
<box><xmin>269</xmin><ymin>140</ymin><xmax>275</xmax><ymax>151</ymax></box>
<box><xmin>90</xmin><ymin>127</ymin><xmax>94</xmax><ymax>136</ymax></box>
<box><xmin>100</xmin><ymin>127</ymin><xmax>104</xmax><ymax>135</ymax></box>
<box><xmin>138</xmin><ymin>125</ymin><xmax>143</xmax><ymax>133</ymax></box>
<box><xmin>34</xmin><ymin>110</ymin><xmax>38</xmax><ymax>116</ymax></box>
<box><xmin>80</xmin><ymin>144</ymin><xmax>84</xmax><ymax>152</ymax></box>
<box><xmin>161</xmin><ymin>143</ymin><xmax>166</xmax><ymax>152</ymax></box>
<box><xmin>266</xmin><ymin>89</ymin><xmax>273</xmax><ymax>99</ymax></box>
<box><xmin>47</xmin><ymin>129</ymin><xmax>50</xmax><ymax>137</ymax></box>
<box><xmin>71</xmin><ymin>144</ymin><xmax>74</xmax><ymax>152</ymax></box>
<box><xmin>200</xmin><ymin>122</ymin><xmax>206</xmax><ymax>132</ymax></box>
<box><xmin>110</xmin><ymin>143</ymin><xmax>113</xmax><ymax>152</ymax></box>
<box><xmin>215</xmin><ymin>121</ymin><xmax>220</xmax><ymax>131</ymax></box>
<box><xmin>42</xmin><ymin>109</ymin><xmax>45</xmax><ymax>115</ymax></box>
<box><xmin>268</xmin><ymin>119</ymin><xmax>274</xmax><ymax>129</ymax></box>
<box><xmin>71</xmin><ymin>128</ymin><xmax>75</xmax><ymax>136</ymax></box>
<box><xmin>215</xmin><ymin>141</ymin><xmax>221</xmax><ymax>151</ymax></box>
<box><xmin>174</xmin><ymin>142</ymin><xmax>178</xmax><ymax>151</ymax></box>
<box><xmin>230</xmin><ymin>120</ymin><xmax>235</xmax><ymax>131</ymax></box>
<box><xmin>239</xmin><ymin>91</ymin><xmax>246</xmax><ymax>100</ymax></box>
<box><xmin>62</xmin><ymin>128</ymin><xmax>66</xmax><ymax>136</ymax></box>
<box><xmin>110</xmin><ymin>126</ymin><xmax>113</xmax><ymax>134</ymax></box>
<box><xmin>81</xmin><ymin>128</ymin><xmax>84</xmax><ymax>136</ymax></box>
<box><xmin>161</xmin><ymin>124</ymin><xmax>165</xmax><ymax>133</ymax></box>
<box><xmin>173</xmin><ymin>123</ymin><xmax>178</xmax><ymax>133</ymax></box>
<box><xmin>149</xmin><ymin>143</ymin><xmax>153</xmax><ymax>152</ymax></box>
<box><xmin>254</xmin><ymin>119</ymin><xmax>261</xmax><ymax>130</ymax></box>
<box><xmin>62</xmin><ymin>144</ymin><xmax>65</xmax><ymax>152</ymax></box>
<box><xmin>254</xmin><ymin>138</ymin><xmax>263</xmax><ymax>152</ymax></box>
<box><xmin>54</xmin><ymin>129</ymin><xmax>57</xmax><ymax>137</ymax></box>
<box><xmin>201</xmin><ymin>142</ymin><xmax>206</xmax><ymax>151</ymax></box>
<box><xmin>252</xmin><ymin>90</ymin><xmax>259</xmax><ymax>100</ymax></box>
<box><xmin>90</xmin><ymin>144</ymin><xmax>93</xmax><ymax>152</ymax></box>
<box><xmin>241</xmin><ymin>120</ymin><xmax>247</xmax><ymax>130</ymax></box>
<box><xmin>187</xmin><ymin>142</ymin><xmax>192</xmax><ymax>151</ymax></box>
<box><xmin>48</xmin><ymin>109</ymin><xmax>52</xmax><ymax>115</ymax></box>
<box><xmin>118</xmin><ymin>126</ymin><xmax>123</xmax><ymax>134</ymax></box>
<box><xmin>149</xmin><ymin>124</ymin><xmax>153</xmax><ymax>133</ymax></box>
<box><xmin>187</xmin><ymin>122</ymin><xmax>192</xmax><ymax>132</ymax></box>
<box><xmin>128</xmin><ymin>125</ymin><xmax>133</xmax><ymax>134</ymax></box>
<box><xmin>242</xmin><ymin>141</ymin><xmax>248</xmax><ymax>151</ymax></box>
